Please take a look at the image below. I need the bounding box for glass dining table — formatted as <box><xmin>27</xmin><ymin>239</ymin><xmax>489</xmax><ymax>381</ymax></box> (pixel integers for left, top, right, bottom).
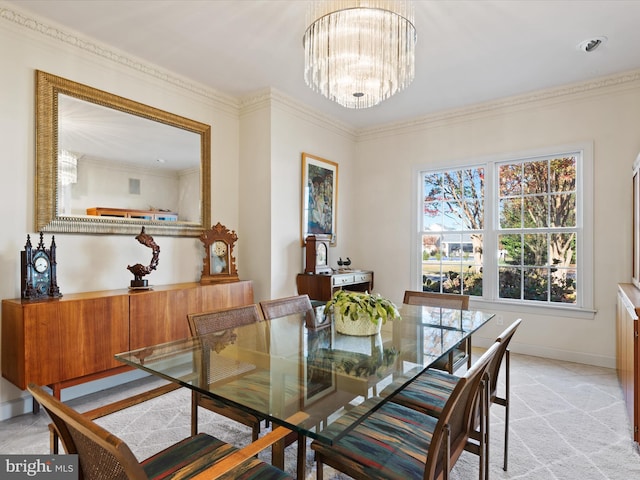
<box><xmin>115</xmin><ymin>303</ymin><xmax>494</xmax><ymax>477</ymax></box>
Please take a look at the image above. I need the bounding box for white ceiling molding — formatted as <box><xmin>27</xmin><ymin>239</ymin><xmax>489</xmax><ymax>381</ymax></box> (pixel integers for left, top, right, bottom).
<box><xmin>357</xmin><ymin>68</ymin><xmax>640</xmax><ymax>141</ymax></box>
<box><xmin>240</xmin><ymin>88</ymin><xmax>357</xmax><ymax>139</ymax></box>
<box><xmin>0</xmin><ymin>5</ymin><xmax>239</xmax><ymax>113</ymax></box>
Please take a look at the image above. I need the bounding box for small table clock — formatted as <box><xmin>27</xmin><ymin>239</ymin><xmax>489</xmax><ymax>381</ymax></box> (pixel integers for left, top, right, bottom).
<box><xmin>21</xmin><ymin>232</ymin><xmax>62</xmax><ymax>300</ymax></box>
<box><xmin>200</xmin><ymin>222</ymin><xmax>239</xmax><ymax>284</ymax></box>
<box><xmin>304</xmin><ymin>235</ymin><xmax>332</xmax><ymax>274</ymax></box>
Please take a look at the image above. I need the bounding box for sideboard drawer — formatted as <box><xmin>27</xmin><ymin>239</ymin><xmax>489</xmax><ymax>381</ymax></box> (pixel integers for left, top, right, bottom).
<box><xmin>332</xmin><ymin>274</ymin><xmax>355</xmax><ymax>286</ymax></box>
<box><xmin>354</xmin><ymin>272</ymin><xmax>372</xmax><ymax>284</ymax></box>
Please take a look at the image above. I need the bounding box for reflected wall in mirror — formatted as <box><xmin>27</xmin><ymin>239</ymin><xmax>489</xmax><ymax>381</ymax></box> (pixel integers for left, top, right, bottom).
<box><xmin>36</xmin><ymin>70</ymin><xmax>211</xmax><ymax>236</ymax></box>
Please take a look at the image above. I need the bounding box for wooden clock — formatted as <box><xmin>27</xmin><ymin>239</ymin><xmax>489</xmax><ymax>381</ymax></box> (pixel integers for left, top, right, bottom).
<box><xmin>305</xmin><ymin>235</ymin><xmax>332</xmax><ymax>274</ymax></box>
<box><xmin>21</xmin><ymin>232</ymin><xmax>62</xmax><ymax>300</ymax></box>
<box><xmin>200</xmin><ymin>222</ymin><xmax>239</xmax><ymax>284</ymax></box>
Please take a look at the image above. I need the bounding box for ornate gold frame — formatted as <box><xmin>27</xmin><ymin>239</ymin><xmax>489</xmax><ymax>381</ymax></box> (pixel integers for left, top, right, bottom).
<box><xmin>35</xmin><ymin>70</ymin><xmax>211</xmax><ymax>236</ymax></box>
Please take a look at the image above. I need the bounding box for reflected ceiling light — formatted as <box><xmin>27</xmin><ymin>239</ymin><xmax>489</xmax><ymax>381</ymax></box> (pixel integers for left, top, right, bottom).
<box><xmin>303</xmin><ymin>0</ymin><xmax>417</xmax><ymax>109</ymax></box>
<box><xmin>58</xmin><ymin>150</ymin><xmax>78</xmax><ymax>185</ymax></box>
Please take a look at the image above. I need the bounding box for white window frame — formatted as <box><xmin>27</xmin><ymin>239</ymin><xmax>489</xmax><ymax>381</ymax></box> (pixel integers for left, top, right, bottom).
<box><xmin>411</xmin><ymin>143</ymin><xmax>594</xmax><ymax>316</ymax></box>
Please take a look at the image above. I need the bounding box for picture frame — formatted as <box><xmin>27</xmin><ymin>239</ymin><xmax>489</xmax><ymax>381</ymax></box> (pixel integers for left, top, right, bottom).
<box><xmin>301</xmin><ymin>153</ymin><xmax>338</xmax><ymax>246</ymax></box>
<box><xmin>303</xmin><ymin>329</ymin><xmax>336</xmax><ymax>406</ymax></box>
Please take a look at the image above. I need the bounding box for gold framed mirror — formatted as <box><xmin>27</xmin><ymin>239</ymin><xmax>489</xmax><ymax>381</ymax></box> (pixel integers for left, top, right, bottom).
<box><xmin>35</xmin><ymin>70</ymin><xmax>211</xmax><ymax>236</ymax></box>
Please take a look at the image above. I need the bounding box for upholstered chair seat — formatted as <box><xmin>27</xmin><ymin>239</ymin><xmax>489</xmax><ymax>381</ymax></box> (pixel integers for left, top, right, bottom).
<box><xmin>312</xmin><ymin>342</ymin><xmax>501</xmax><ymax>480</ymax></box>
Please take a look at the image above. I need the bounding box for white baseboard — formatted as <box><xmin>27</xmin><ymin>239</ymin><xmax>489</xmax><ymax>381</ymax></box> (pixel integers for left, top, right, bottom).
<box><xmin>0</xmin><ymin>370</ymin><xmax>149</xmax><ymax>421</ymax></box>
<box><xmin>472</xmin><ymin>336</ymin><xmax>616</xmax><ymax>369</ymax></box>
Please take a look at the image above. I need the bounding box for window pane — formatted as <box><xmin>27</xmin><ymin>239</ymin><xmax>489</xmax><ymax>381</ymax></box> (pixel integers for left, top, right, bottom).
<box><xmin>463</xmin><ymin>268</ymin><xmax>483</xmax><ymax>296</ymax></box>
<box><xmin>499</xmin><ymin>267</ymin><xmax>521</xmax><ymax>299</ymax></box>
<box><xmin>550</xmin><ymin>193</ymin><xmax>576</xmax><ymax>227</ymax></box>
<box><xmin>523</xmin><ymin>195</ymin><xmax>548</xmax><ymax>227</ymax></box>
<box><xmin>442</xmin><ymin>267</ymin><xmax>462</xmax><ymax>294</ymax></box>
<box><xmin>442</xmin><ymin>171</ymin><xmax>462</xmax><ymax>201</ymax></box>
<box><xmin>523</xmin><ymin>161</ymin><xmax>548</xmax><ymax>194</ymax></box>
<box><xmin>420</xmin><ymin>230</ymin><xmax>483</xmax><ymax>297</ymax></box>
<box><xmin>443</xmin><ymin>202</ymin><xmax>464</xmax><ymax>230</ymax></box>
<box><xmin>550</xmin><ymin>233</ymin><xmax>576</xmax><ymax>266</ymax></box>
<box><xmin>463</xmin><ymin>233</ymin><xmax>483</xmax><ymax>296</ymax></box>
<box><xmin>499</xmin><ymin>198</ymin><xmax>522</xmax><ymax>228</ymax></box>
<box><xmin>523</xmin><ymin>233</ymin><xmax>548</xmax><ymax>266</ymax></box>
<box><xmin>499</xmin><ymin>164</ymin><xmax>521</xmax><ymax>196</ymax></box>
<box><xmin>524</xmin><ymin>267</ymin><xmax>548</xmax><ymax>300</ymax></box>
<box><xmin>421</xmin><ymin>234</ymin><xmax>443</xmax><ymax>293</ymax></box>
<box><xmin>462</xmin><ymin>168</ymin><xmax>483</xmax><ymax>199</ymax></box>
<box><xmin>424</xmin><ymin>173</ymin><xmax>443</xmax><ymax>200</ymax></box>
<box><xmin>498</xmin><ymin>234</ymin><xmax>521</xmax><ymax>265</ymax></box>
<box><xmin>550</xmin><ymin>156</ymin><xmax>576</xmax><ymax>193</ymax></box>
<box><xmin>550</xmin><ymin>268</ymin><xmax>577</xmax><ymax>303</ymax></box>
<box><xmin>423</xmin><ymin>201</ymin><xmax>442</xmax><ymax>230</ymax></box>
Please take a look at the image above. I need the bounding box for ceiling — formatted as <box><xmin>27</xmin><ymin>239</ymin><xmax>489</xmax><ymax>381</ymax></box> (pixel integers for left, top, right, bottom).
<box><xmin>8</xmin><ymin>0</ymin><xmax>640</xmax><ymax>130</ymax></box>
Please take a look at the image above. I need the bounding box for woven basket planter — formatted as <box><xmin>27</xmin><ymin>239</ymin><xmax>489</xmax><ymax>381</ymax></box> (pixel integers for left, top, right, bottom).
<box><xmin>334</xmin><ymin>312</ymin><xmax>383</xmax><ymax>336</ymax></box>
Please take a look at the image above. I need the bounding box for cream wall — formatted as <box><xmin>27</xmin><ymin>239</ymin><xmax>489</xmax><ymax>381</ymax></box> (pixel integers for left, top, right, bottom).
<box><xmin>238</xmin><ymin>91</ymin><xmax>356</xmax><ymax>302</ymax></box>
<box><xmin>238</xmin><ymin>99</ymin><xmax>272</xmax><ymax>303</ymax></box>
<box><xmin>352</xmin><ymin>77</ymin><xmax>640</xmax><ymax>367</ymax></box>
<box><xmin>268</xmin><ymin>96</ymin><xmax>356</xmax><ymax>300</ymax></box>
<box><xmin>0</xmin><ymin>8</ymin><xmax>241</xmax><ymax>414</ymax></box>
<box><xmin>71</xmin><ymin>159</ymin><xmax>181</xmax><ymax>216</ymax></box>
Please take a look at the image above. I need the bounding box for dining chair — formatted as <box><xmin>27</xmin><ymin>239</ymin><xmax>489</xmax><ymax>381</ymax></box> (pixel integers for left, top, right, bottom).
<box><xmin>28</xmin><ymin>383</ymin><xmax>299</xmax><ymax>480</ymax></box>
<box><xmin>403</xmin><ymin>290</ymin><xmax>471</xmax><ymax>373</ymax></box>
<box><xmin>259</xmin><ymin>294</ymin><xmax>315</xmax><ymax>321</ymax></box>
<box><xmin>311</xmin><ymin>342</ymin><xmax>501</xmax><ymax>480</ymax></box>
<box><xmin>259</xmin><ymin>294</ymin><xmax>316</xmax><ymax>477</ymax></box>
<box><xmin>384</xmin><ymin>318</ymin><xmax>522</xmax><ymax>472</ymax></box>
<box><xmin>187</xmin><ymin>304</ymin><xmax>267</xmax><ymax>440</ymax></box>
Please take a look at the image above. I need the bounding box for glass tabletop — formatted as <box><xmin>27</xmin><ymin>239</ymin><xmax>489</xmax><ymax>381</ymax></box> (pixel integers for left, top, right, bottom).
<box><xmin>115</xmin><ymin>304</ymin><xmax>494</xmax><ymax>445</ymax></box>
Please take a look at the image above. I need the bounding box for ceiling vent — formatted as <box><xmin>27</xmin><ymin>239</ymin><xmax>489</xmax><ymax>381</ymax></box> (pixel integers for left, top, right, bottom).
<box><xmin>577</xmin><ymin>36</ymin><xmax>607</xmax><ymax>53</ymax></box>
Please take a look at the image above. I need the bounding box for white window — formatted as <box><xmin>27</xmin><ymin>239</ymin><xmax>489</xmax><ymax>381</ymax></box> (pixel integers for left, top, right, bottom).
<box><xmin>415</xmin><ymin>145</ymin><xmax>593</xmax><ymax>310</ymax></box>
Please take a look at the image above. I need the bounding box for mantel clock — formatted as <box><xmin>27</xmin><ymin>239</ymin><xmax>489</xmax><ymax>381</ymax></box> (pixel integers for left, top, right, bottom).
<box><xmin>200</xmin><ymin>222</ymin><xmax>239</xmax><ymax>284</ymax></box>
<box><xmin>21</xmin><ymin>232</ymin><xmax>62</xmax><ymax>300</ymax></box>
<box><xmin>304</xmin><ymin>235</ymin><xmax>331</xmax><ymax>274</ymax></box>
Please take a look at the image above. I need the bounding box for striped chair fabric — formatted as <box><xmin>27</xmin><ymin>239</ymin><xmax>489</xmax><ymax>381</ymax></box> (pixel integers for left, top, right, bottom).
<box><xmin>28</xmin><ymin>383</ymin><xmax>294</xmax><ymax>480</ymax></box>
<box><xmin>385</xmin><ymin>318</ymin><xmax>522</xmax><ymax>472</ymax></box>
<box><xmin>311</xmin><ymin>342</ymin><xmax>501</xmax><ymax>480</ymax></box>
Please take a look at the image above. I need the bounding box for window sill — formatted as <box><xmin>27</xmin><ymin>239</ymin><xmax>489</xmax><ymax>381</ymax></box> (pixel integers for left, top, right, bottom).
<box><xmin>469</xmin><ymin>298</ymin><xmax>596</xmax><ymax>320</ymax></box>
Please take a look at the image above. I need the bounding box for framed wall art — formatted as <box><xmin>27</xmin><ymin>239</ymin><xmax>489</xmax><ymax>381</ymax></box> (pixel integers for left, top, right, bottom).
<box><xmin>301</xmin><ymin>153</ymin><xmax>338</xmax><ymax>246</ymax></box>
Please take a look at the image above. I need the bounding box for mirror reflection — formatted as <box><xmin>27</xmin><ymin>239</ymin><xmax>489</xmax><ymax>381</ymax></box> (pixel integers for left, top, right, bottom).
<box><xmin>36</xmin><ymin>70</ymin><xmax>211</xmax><ymax>236</ymax></box>
<box><xmin>58</xmin><ymin>95</ymin><xmax>201</xmax><ymax>223</ymax></box>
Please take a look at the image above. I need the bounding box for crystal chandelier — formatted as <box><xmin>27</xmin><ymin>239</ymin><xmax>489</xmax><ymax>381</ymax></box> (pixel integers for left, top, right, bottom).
<box><xmin>303</xmin><ymin>0</ymin><xmax>416</xmax><ymax>109</ymax></box>
<box><xmin>58</xmin><ymin>150</ymin><xmax>78</xmax><ymax>185</ymax></box>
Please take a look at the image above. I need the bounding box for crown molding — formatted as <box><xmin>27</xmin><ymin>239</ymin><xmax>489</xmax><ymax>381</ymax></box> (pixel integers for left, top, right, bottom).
<box><xmin>0</xmin><ymin>5</ymin><xmax>239</xmax><ymax>112</ymax></box>
<box><xmin>240</xmin><ymin>88</ymin><xmax>357</xmax><ymax>139</ymax></box>
<box><xmin>358</xmin><ymin>69</ymin><xmax>640</xmax><ymax>140</ymax></box>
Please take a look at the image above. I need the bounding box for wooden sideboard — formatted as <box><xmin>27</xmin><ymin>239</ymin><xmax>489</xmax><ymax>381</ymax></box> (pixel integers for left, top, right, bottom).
<box><xmin>1</xmin><ymin>281</ymin><xmax>253</xmax><ymax>398</ymax></box>
<box><xmin>296</xmin><ymin>270</ymin><xmax>374</xmax><ymax>301</ymax></box>
<box><xmin>617</xmin><ymin>283</ymin><xmax>640</xmax><ymax>444</ymax></box>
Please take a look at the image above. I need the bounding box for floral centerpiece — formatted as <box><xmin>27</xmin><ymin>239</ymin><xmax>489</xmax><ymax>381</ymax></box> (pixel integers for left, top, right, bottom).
<box><xmin>325</xmin><ymin>289</ymin><xmax>400</xmax><ymax>336</ymax></box>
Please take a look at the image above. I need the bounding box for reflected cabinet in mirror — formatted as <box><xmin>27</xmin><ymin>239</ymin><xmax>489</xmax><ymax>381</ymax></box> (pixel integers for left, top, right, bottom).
<box><xmin>35</xmin><ymin>70</ymin><xmax>211</xmax><ymax>236</ymax></box>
